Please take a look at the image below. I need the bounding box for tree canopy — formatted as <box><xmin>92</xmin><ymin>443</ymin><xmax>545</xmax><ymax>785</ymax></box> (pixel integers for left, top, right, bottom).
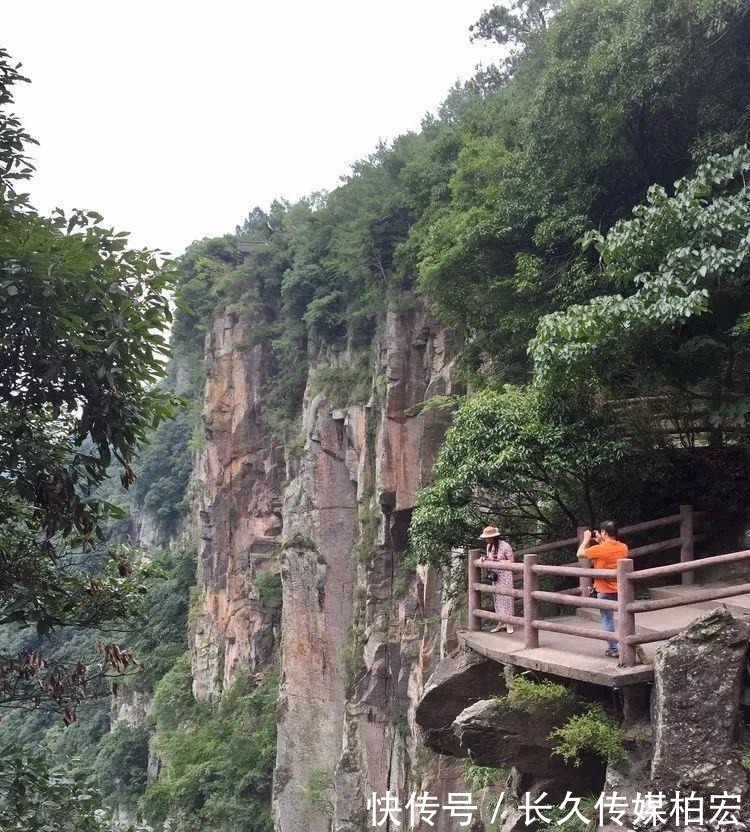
<box><xmin>0</xmin><ymin>45</ymin><xmax>178</xmax><ymax>827</ymax></box>
<box><xmin>532</xmin><ymin>147</ymin><xmax>750</xmax><ymax>440</ymax></box>
<box><xmin>407</xmin><ymin>0</ymin><xmax>750</xmax><ymax>568</ymax></box>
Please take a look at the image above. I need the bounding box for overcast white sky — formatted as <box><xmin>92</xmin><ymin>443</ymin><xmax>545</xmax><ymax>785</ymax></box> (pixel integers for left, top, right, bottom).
<box><xmin>3</xmin><ymin>1</ymin><xmax>496</xmax><ymax>255</ymax></box>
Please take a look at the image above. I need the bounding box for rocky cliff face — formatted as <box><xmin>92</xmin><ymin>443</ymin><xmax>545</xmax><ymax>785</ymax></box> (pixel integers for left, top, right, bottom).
<box><xmin>189</xmin><ymin>301</ymin><xmax>471</xmax><ymax>831</ymax></box>
<box><xmin>110</xmin><ymin>686</ymin><xmax>159</xmax><ymax>828</ymax></box>
<box><xmin>190</xmin><ymin>314</ymin><xmax>285</xmax><ymax>701</ymax></box>
<box><xmin>277</xmin><ymin>306</ymin><xmax>465</xmax><ymax>832</ymax></box>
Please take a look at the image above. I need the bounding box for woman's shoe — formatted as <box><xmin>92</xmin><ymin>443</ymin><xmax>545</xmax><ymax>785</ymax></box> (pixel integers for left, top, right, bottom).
<box><xmin>490</xmin><ymin>624</ymin><xmax>503</xmax><ymax>633</ymax></box>
<box><xmin>506</xmin><ymin>625</ymin><xmax>514</xmax><ymax>634</ymax></box>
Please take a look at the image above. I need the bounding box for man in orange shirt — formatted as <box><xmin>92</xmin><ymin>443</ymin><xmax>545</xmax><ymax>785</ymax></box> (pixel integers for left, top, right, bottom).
<box><xmin>577</xmin><ymin>520</ymin><xmax>629</xmax><ymax>658</ymax></box>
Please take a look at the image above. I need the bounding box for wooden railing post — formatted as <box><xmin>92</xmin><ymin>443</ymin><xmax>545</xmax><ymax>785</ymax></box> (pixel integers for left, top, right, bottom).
<box><xmin>523</xmin><ymin>554</ymin><xmax>539</xmax><ymax>649</ymax></box>
<box><xmin>617</xmin><ymin>558</ymin><xmax>636</xmax><ymax>667</ymax></box>
<box><xmin>467</xmin><ymin>549</ymin><xmax>482</xmax><ymax>632</ymax></box>
<box><xmin>577</xmin><ymin>526</ymin><xmax>593</xmax><ymax>597</ymax></box>
<box><xmin>680</xmin><ymin>504</ymin><xmax>694</xmax><ymax>586</ymax></box>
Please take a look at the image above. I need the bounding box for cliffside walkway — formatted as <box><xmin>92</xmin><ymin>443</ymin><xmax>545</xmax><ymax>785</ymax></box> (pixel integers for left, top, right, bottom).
<box><xmin>463</xmin><ymin>507</ymin><xmax>750</xmax><ymax>687</ymax></box>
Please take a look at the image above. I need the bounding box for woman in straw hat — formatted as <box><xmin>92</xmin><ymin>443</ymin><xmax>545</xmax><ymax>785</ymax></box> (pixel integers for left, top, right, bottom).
<box><xmin>480</xmin><ymin>526</ymin><xmax>515</xmax><ymax>634</ymax></box>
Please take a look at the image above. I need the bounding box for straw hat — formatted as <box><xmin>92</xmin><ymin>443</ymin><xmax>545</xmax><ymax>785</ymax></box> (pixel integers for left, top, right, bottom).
<box><xmin>479</xmin><ymin>525</ymin><xmax>501</xmax><ymax>539</ymax></box>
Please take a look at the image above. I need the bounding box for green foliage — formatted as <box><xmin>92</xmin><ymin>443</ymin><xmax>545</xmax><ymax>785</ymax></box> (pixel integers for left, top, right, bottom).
<box><xmin>310</xmin><ymin>353</ymin><xmax>372</xmax><ymax>409</ymax></box>
<box><xmin>408</xmin><ymin>0</ymin><xmax>750</xmax><ymax>384</ymax></box>
<box><xmin>282</xmin><ymin>532</ymin><xmax>317</xmax><ymax>551</ymax></box>
<box><xmin>94</xmin><ymin>724</ymin><xmax>149</xmax><ymax>803</ymax></box>
<box><xmin>549</xmin><ymin>704</ymin><xmax>627</xmax><ymax>770</ymax></box>
<box><xmin>464</xmin><ymin>761</ymin><xmax>508</xmax><ymax>792</ymax></box>
<box><xmin>130</xmin><ymin>406</ymin><xmax>195</xmax><ymax>535</ymax></box>
<box><xmin>393</xmin><ymin>713</ymin><xmax>410</xmax><ymax>738</ymax></box>
<box><xmin>499</xmin><ymin>676</ymin><xmax>577</xmax><ymax>714</ymax></box>
<box><xmin>409</xmin><ymin>387</ymin><xmax>635</xmax><ymax>567</ymax></box>
<box><xmin>0</xmin><ymin>539</ymin><xmax>195</xmax><ymax>822</ymax></box>
<box><xmin>4</xmin><ymin>3</ymin><xmax>750</xmax><ymax>826</ymax></box>
<box><xmin>288</xmin><ymin>138</ymin><xmax>420</xmax><ymax>337</ymax></box>
<box><xmin>41</xmin><ymin>704</ymin><xmax>110</xmax><ymax>776</ymax></box>
<box><xmin>533</xmin><ymin>147</ymin><xmax>750</xmax><ymax>436</ymax></box>
<box><xmin>150</xmin><ymin>653</ymin><xmax>199</xmax><ymax>733</ymax></box>
<box><xmin>129</xmin><ymin>543</ymin><xmax>196</xmax><ymax>692</ymax></box>
<box><xmin>0</xmin><ymin>745</ymin><xmax>107</xmax><ymax>832</ymax></box>
<box><xmin>255</xmin><ymin>571</ymin><xmax>283</xmax><ymax>608</ymax></box>
<box><xmin>407</xmin><ymin>393</ymin><xmax>463</xmax><ymax>418</ymax></box>
<box><xmin>141</xmin><ymin>658</ymin><xmax>278</xmax><ymax>832</ymax></box>
<box><xmin>0</xmin><ymin>46</ymin><xmax>177</xmax><ymax>748</ymax></box>
<box><xmin>171</xmin><ymin>237</ymin><xmax>236</xmax><ymax>360</ymax></box>
<box><xmin>301</xmin><ymin>767</ymin><xmax>334</xmax><ymax>815</ymax></box>
<box><xmin>354</xmin><ymin>504</ymin><xmax>380</xmax><ymax>565</ymax></box>
<box><xmin>341</xmin><ymin>583</ymin><xmax>367</xmax><ymax>698</ymax></box>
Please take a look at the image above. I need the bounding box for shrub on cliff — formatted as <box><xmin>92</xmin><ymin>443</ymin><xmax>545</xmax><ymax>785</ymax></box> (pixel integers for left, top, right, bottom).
<box><xmin>141</xmin><ymin>657</ymin><xmax>277</xmax><ymax>832</ymax></box>
<box><xmin>498</xmin><ymin>676</ymin><xmax>579</xmax><ymax>714</ymax></box>
<box><xmin>550</xmin><ymin>704</ymin><xmax>627</xmax><ymax>771</ymax></box>
<box><xmin>94</xmin><ymin>724</ymin><xmax>150</xmax><ymax>804</ymax></box>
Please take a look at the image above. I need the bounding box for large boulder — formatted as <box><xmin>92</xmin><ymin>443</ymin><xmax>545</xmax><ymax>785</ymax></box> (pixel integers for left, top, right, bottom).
<box><xmin>452</xmin><ymin>696</ymin><xmax>604</xmax><ymax>797</ymax></box>
<box><xmin>651</xmin><ymin>607</ymin><xmax>750</xmax><ymax>796</ymax></box>
<box><xmin>415</xmin><ymin>648</ymin><xmax>507</xmax><ymax>755</ymax></box>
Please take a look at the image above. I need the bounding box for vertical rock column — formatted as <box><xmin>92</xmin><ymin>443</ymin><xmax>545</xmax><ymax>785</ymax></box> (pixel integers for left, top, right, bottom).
<box><xmin>190</xmin><ymin>313</ymin><xmax>285</xmax><ymax>701</ymax></box>
<box><xmin>274</xmin><ymin>395</ymin><xmax>359</xmax><ymax>832</ymax></box>
<box><xmin>331</xmin><ymin>307</ymin><xmax>465</xmax><ymax>832</ymax></box>
<box><xmin>273</xmin><ymin>302</ymin><xmax>465</xmax><ymax>832</ymax></box>
<box><xmin>651</xmin><ymin>607</ymin><xmax>749</xmax><ymax>796</ymax></box>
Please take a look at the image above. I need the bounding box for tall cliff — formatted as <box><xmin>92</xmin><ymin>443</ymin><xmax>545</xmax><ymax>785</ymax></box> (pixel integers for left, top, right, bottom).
<box><xmin>190</xmin><ymin>315</ymin><xmax>286</xmax><ymax>700</ymax></box>
<box><xmin>188</xmin><ymin>299</ymin><xmax>470</xmax><ymax>831</ymax></box>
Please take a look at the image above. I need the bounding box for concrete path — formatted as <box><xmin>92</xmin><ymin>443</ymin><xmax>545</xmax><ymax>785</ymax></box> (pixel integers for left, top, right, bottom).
<box><xmin>461</xmin><ymin>582</ymin><xmax>750</xmax><ymax>688</ymax></box>
<box><xmin>648</xmin><ymin>583</ymin><xmax>750</xmax><ymax>617</ymax></box>
<box><xmin>461</xmin><ymin>625</ymin><xmax>656</xmax><ymax>687</ymax></box>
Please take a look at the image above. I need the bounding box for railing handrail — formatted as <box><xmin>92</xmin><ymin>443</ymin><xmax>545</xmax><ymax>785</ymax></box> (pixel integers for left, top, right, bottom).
<box><xmin>628</xmin><ymin>548</ymin><xmax>750</xmax><ymax>582</ymax></box>
<box><xmin>515</xmin><ymin>537</ymin><xmax>579</xmax><ymax>557</ymax></box>
<box><xmin>621</xmin><ymin>510</ymin><xmax>708</xmax><ymax>534</ymax></box>
<box><xmin>629</xmin><ymin>533</ymin><xmax>710</xmax><ymax>558</ymax></box>
<box><xmin>532</xmin><ymin>563</ymin><xmax>616</xmax><ymax>579</ymax></box>
<box><xmin>513</xmin><ymin>507</ymin><xmax>709</xmax><ymax>557</ymax></box>
<box><xmin>628</xmin><ymin>581</ymin><xmax>750</xmax><ymax>613</ymax></box>
<box><xmin>472</xmin><ymin>557</ymin><xmax>524</xmax><ymax>573</ymax></box>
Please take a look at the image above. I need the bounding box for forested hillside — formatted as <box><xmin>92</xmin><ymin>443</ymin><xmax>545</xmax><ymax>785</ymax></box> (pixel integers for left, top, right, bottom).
<box><xmin>3</xmin><ymin>1</ymin><xmax>750</xmax><ymax>830</ymax></box>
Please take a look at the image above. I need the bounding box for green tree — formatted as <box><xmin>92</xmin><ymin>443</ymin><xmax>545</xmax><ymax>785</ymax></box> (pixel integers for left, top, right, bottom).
<box><xmin>469</xmin><ymin>0</ymin><xmax>561</xmax><ymax>82</ymax></box>
<box><xmin>408</xmin><ymin>0</ymin><xmax>750</xmax><ymax>385</ymax></box>
<box><xmin>0</xmin><ymin>46</ymin><xmax>179</xmax><ymax>829</ymax></box>
<box><xmin>408</xmin><ymin>387</ymin><xmax>632</xmax><ymax>568</ymax></box>
<box><xmin>0</xmin><ymin>47</ymin><xmax>177</xmax><ymax>717</ymax></box>
<box><xmin>532</xmin><ymin>147</ymin><xmax>750</xmax><ymax>444</ymax></box>
<box><xmin>94</xmin><ymin>725</ymin><xmax>150</xmax><ymax>805</ymax></box>
<box><xmin>0</xmin><ymin>746</ymin><xmax>107</xmax><ymax>832</ymax></box>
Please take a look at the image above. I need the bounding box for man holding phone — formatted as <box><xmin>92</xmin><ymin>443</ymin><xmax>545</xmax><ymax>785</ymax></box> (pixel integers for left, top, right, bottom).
<box><xmin>576</xmin><ymin>521</ymin><xmax>629</xmax><ymax>658</ymax></box>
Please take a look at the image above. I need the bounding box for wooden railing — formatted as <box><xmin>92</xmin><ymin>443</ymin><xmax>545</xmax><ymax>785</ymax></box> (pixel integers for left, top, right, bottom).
<box><xmin>465</xmin><ymin>507</ymin><xmax>749</xmax><ymax>667</ymax></box>
<box><xmin>515</xmin><ymin>505</ymin><xmax>709</xmax><ymax>589</ymax></box>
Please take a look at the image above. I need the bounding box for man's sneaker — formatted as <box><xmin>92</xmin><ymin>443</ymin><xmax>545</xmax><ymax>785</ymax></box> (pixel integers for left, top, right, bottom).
<box><xmin>605</xmin><ymin>648</ymin><xmax>619</xmax><ymax>658</ymax></box>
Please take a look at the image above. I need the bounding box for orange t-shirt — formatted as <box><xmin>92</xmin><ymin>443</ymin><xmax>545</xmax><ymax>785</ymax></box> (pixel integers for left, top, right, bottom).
<box><xmin>583</xmin><ymin>540</ymin><xmax>629</xmax><ymax>594</ymax></box>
